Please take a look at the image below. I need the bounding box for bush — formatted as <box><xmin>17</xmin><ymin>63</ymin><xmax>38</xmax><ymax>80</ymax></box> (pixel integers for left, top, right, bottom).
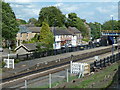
<box><xmin>14</xmin><ymin>59</ymin><xmax>20</xmax><ymax>63</ymax></box>
<box><xmin>0</xmin><ymin>61</ymin><xmax>6</xmax><ymax>68</ymax></box>
<box><xmin>82</xmin><ymin>38</ymin><xmax>89</xmax><ymax>42</ymax></box>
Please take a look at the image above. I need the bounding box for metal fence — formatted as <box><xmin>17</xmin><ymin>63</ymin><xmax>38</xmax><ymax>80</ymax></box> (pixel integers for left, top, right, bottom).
<box><xmin>14</xmin><ymin>43</ymin><xmax>101</xmax><ymax>61</ymax></box>
<box><xmin>90</xmin><ymin>53</ymin><xmax>120</xmax><ymax>72</ymax></box>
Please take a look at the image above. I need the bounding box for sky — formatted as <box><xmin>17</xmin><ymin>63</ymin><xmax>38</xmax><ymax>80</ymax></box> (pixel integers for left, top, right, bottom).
<box><xmin>4</xmin><ymin>0</ymin><xmax>120</xmax><ymax>24</ymax></box>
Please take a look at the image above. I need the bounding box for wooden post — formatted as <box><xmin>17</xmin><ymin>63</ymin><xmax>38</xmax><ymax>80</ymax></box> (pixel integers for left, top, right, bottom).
<box><xmin>67</xmin><ymin>69</ymin><xmax>69</xmax><ymax>82</ymax></box>
<box><xmin>49</xmin><ymin>74</ymin><xmax>52</xmax><ymax>88</ymax></box>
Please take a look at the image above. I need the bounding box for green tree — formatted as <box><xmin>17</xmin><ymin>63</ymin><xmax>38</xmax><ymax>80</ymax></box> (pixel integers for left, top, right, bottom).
<box><xmin>2</xmin><ymin>1</ymin><xmax>19</xmax><ymax>46</ymax></box>
<box><xmin>65</xmin><ymin>13</ymin><xmax>89</xmax><ymax>38</ymax></box>
<box><xmin>103</xmin><ymin>20</ymin><xmax>119</xmax><ymax>30</ymax></box>
<box><xmin>16</xmin><ymin>19</ymin><xmax>27</xmax><ymax>25</ymax></box>
<box><xmin>28</xmin><ymin>18</ymin><xmax>37</xmax><ymax>25</ymax></box>
<box><xmin>39</xmin><ymin>21</ymin><xmax>54</xmax><ymax>51</ymax></box>
<box><xmin>89</xmin><ymin>22</ymin><xmax>101</xmax><ymax>40</ymax></box>
<box><xmin>37</xmin><ymin>6</ymin><xmax>65</xmax><ymax>27</ymax></box>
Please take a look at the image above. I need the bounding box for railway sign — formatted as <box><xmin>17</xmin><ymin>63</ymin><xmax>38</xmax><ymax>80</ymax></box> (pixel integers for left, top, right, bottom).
<box><xmin>70</xmin><ymin>61</ymin><xmax>90</xmax><ymax>76</ymax></box>
<box><xmin>4</xmin><ymin>58</ymin><xmax>14</xmax><ymax>69</ymax></box>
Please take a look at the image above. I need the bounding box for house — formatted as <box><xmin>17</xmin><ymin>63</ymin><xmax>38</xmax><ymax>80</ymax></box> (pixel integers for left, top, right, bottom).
<box><xmin>52</xmin><ymin>27</ymin><xmax>73</xmax><ymax>49</ymax></box>
<box><xmin>68</xmin><ymin>27</ymin><xmax>83</xmax><ymax>46</ymax></box>
<box><xmin>16</xmin><ymin>25</ymin><xmax>83</xmax><ymax>49</ymax></box>
<box><xmin>15</xmin><ymin>43</ymin><xmax>37</xmax><ymax>55</ymax></box>
<box><xmin>16</xmin><ymin>25</ymin><xmax>40</xmax><ymax>46</ymax></box>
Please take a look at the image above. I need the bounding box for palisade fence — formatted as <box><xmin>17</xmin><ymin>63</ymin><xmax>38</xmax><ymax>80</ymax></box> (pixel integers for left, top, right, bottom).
<box><xmin>90</xmin><ymin>52</ymin><xmax>120</xmax><ymax>72</ymax></box>
<box><xmin>10</xmin><ymin>43</ymin><xmax>100</xmax><ymax>61</ymax></box>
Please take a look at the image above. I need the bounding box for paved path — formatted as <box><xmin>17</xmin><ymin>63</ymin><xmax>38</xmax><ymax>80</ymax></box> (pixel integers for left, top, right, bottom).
<box><xmin>2</xmin><ymin>46</ymin><xmax>112</xmax><ymax>76</ymax></box>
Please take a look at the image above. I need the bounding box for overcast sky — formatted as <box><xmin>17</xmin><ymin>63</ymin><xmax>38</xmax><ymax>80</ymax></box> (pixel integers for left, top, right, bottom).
<box><xmin>4</xmin><ymin>0</ymin><xmax>120</xmax><ymax>23</ymax></box>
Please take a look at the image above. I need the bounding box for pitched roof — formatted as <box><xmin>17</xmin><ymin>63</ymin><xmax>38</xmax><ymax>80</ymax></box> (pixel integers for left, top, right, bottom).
<box><xmin>15</xmin><ymin>43</ymin><xmax>37</xmax><ymax>51</ymax></box>
<box><xmin>51</xmin><ymin>27</ymin><xmax>73</xmax><ymax>35</ymax></box>
<box><xmin>28</xmin><ymin>27</ymin><xmax>41</xmax><ymax>33</ymax></box>
<box><xmin>18</xmin><ymin>25</ymin><xmax>31</xmax><ymax>33</ymax></box>
<box><xmin>68</xmin><ymin>27</ymin><xmax>81</xmax><ymax>34</ymax></box>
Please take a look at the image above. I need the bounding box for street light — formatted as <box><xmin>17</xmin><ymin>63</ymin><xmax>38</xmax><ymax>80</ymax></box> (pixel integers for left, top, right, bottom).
<box><xmin>110</xmin><ymin>15</ymin><xmax>114</xmax><ymax>56</ymax></box>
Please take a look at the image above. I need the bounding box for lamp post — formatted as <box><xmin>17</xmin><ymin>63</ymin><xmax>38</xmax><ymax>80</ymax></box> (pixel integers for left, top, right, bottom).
<box><xmin>110</xmin><ymin>15</ymin><xmax>114</xmax><ymax>56</ymax></box>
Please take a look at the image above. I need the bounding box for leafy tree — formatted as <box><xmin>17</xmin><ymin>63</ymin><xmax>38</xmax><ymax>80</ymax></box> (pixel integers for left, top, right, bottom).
<box><xmin>16</xmin><ymin>19</ymin><xmax>27</xmax><ymax>25</ymax></box>
<box><xmin>103</xmin><ymin>20</ymin><xmax>119</xmax><ymax>30</ymax></box>
<box><xmin>65</xmin><ymin>13</ymin><xmax>89</xmax><ymax>38</ymax></box>
<box><xmin>89</xmin><ymin>22</ymin><xmax>102</xmax><ymax>40</ymax></box>
<box><xmin>28</xmin><ymin>18</ymin><xmax>37</xmax><ymax>25</ymax></box>
<box><xmin>37</xmin><ymin>6</ymin><xmax>65</xmax><ymax>27</ymax></box>
<box><xmin>2</xmin><ymin>1</ymin><xmax>19</xmax><ymax>47</ymax></box>
<box><xmin>39</xmin><ymin>21</ymin><xmax>54</xmax><ymax>51</ymax></box>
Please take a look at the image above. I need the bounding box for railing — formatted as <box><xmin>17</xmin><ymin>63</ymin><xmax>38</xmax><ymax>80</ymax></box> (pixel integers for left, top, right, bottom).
<box><xmin>90</xmin><ymin>53</ymin><xmax>120</xmax><ymax>72</ymax></box>
<box><xmin>102</xmin><ymin>30</ymin><xmax>120</xmax><ymax>33</ymax></box>
<box><xmin>2</xmin><ymin>42</ymin><xmax>101</xmax><ymax>61</ymax></box>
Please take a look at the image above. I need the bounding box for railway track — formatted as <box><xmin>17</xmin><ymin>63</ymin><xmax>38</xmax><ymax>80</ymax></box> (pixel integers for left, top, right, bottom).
<box><xmin>1</xmin><ymin>51</ymin><xmax>119</xmax><ymax>88</ymax></box>
<box><xmin>1</xmin><ymin>46</ymin><xmax>112</xmax><ymax>86</ymax></box>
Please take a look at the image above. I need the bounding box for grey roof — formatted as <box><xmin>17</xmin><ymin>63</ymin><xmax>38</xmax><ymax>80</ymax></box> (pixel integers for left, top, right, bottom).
<box><xmin>18</xmin><ymin>25</ymin><xmax>75</xmax><ymax>35</ymax></box>
<box><xmin>51</xmin><ymin>27</ymin><xmax>73</xmax><ymax>35</ymax></box>
<box><xmin>15</xmin><ymin>43</ymin><xmax>37</xmax><ymax>51</ymax></box>
<box><xmin>22</xmin><ymin>43</ymin><xmax>37</xmax><ymax>51</ymax></box>
<box><xmin>68</xmin><ymin>27</ymin><xmax>81</xmax><ymax>34</ymax></box>
<box><xmin>28</xmin><ymin>27</ymin><xmax>41</xmax><ymax>33</ymax></box>
<box><xmin>18</xmin><ymin>25</ymin><xmax>31</xmax><ymax>33</ymax></box>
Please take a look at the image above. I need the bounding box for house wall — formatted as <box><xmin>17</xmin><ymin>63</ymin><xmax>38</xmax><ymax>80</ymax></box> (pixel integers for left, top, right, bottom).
<box><xmin>76</xmin><ymin>33</ymin><xmax>82</xmax><ymax>45</ymax></box>
<box><xmin>71</xmin><ymin>35</ymin><xmax>77</xmax><ymax>46</ymax></box>
<box><xmin>16</xmin><ymin>47</ymin><xmax>30</xmax><ymax>55</ymax></box>
<box><xmin>53</xmin><ymin>35</ymin><xmax>61</xmax><ymax>49</ymax></box>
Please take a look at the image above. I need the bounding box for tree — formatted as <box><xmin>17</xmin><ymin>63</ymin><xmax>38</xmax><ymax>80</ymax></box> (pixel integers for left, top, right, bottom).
<box><xmin>89</xmin><ymin>22</ymin><xmax>102</xmax><ymax>40</ymax></box>
<box><xmin>16</xmin><ymin>19</ymin><xmax>27</xmax><ymax>25</ymax></box>
<box><xmin>2</xmin><ymin>1</ymin><xmax>19</xmax><ymax>47</ymax></box>
<box><xmin>103</xmin><ymin>20</ymin><xmax>119</xmax><ymax>30</ymax></box>
<box><xmin>39</xmin><ymin>21</ymin><xmax>54</xmax><ymax>51</ymax></box>
<box><xmin>37</xmin><ymin>6</ymin><xmax>65</xmax><ymax>27</ymax></box>
<box><xmin>65</xmin><ymin>13</ymin><xmax>89</xmax><ymax>38</ymax></box>
<box><xmin>28</xmin><ymin>18</ymin><xmax>37</xmax><ymax>25</ymax></box>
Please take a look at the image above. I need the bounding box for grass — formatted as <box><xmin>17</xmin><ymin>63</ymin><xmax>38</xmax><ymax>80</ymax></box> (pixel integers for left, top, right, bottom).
<box><xmin>29</xmin><ymin>62</ymin><xmax>118</xmax><ymax>88</ymax></box>
<box><xmin>0</xmin><ymin>68</ymin><xmax>2</xmax><ymax>73</ymax></box>
<box><xmin>30</xmin><ymin>74</ymin><xmax>78</xmax><ymax>88</ymax></box>
<box><xmin>67</xmin><ymin>62</ymin><xmax>118</xmax><ymax>88</ymax></box>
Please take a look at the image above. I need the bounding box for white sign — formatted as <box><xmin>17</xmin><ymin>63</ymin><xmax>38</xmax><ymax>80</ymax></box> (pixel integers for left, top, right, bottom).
<box><xmin>4</xmin><ymin>58</ymin><xmax>14</xmax><ymax>69</ymax></box>
<box><xmin>70</xmin><ymin>61</ymin><xmax>89</xmax><ymax>76</ymax></box>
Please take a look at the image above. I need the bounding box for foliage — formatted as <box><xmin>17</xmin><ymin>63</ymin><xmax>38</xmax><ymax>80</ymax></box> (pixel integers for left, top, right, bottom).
<box><xmin>88</xmin><ymin>22</ymin><xmax>101</xmax><ymax>40</ymax></box>
<box><xmin>103</xmin><ymin>20</ymin><xmax>119</xmax><ymax>30</ymax></box>
<box><xmin>37</xmin><ymin>6</ymin><xmax>65</xmax><ymax>27</ymax></box>
<box><xmin>65</xmin><ymin>13</ymin><xmax>89</xmax><ymax>38</ymax></box>
<box><xmin>39</xmin><ymin>21</ymin><xmax>54</xmax><ymax>51</ymax></box>
<box><xmin>16</xmin><ymin>19</ymin><xmax>27</xmax><ymax>25</ymax></box>
<box><xmin>28</xmin><ymin>18</ymin><xmax>37</xmax><ymax>24</ymax></box>
<box><xmin>82</xmin><ymin>38</ymin><xmax>89</xmax><ymax>42</ymax></box>
<box><xmin>0</xmin><ymin>61</ymin><xmax>6</xmax><ymax>68</ymax></box>
<box><xmin>14</xmin><ymin>59</ymin><xmax>20</xmax><ymax>63</ymax></box>
<box><xmin>2</xmin><ymin>1</ymin><xmax>19</xmax><ymax>41</ymax></box>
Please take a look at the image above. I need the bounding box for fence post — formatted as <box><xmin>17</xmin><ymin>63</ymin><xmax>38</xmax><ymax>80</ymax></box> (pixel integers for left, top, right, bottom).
<box><xmin>103</xmin><ymin>58</ymin><xmax>106</xmax><ymax>67</ymax></box>
<box><xmin>67</xmin><ymin>69</ymin><xmax>69</xmax><ymax>82</ymax></box>
<box><xmin>16</xmin><ymin>54</ymin><xmax>18</xmax><ymax>59</ymax></box>
<box><xmin>94</xmin><ymin>61</ymin><xmax>97</xmax><ymax>67</ymax></box>
<box><xmin>70</xmin><ymin>61</ymin><xmax>72</xmax><ymax>74</ymax></box>
<box><xmin>49</xmin><ymin>74</ymin><xmax>52</xmax><ymax>88</ymax></box>
<box><xmin>25</xmin><ymin>80</ymin><xmax>27</xmax><ymax>88</ymax></box>
<box><xmin>26</xmin><ymin>54</ymin><xmax>28</xmax><ymax>60</ymax></box>
<box><xmin>100</xmin><ymin>59</ymin><xmax>102</xmax><ymax>68</ymax></box>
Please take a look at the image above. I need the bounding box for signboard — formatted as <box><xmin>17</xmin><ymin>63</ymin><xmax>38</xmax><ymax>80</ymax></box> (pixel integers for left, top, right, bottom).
<box><xmin>4</xmin><ymin>58</ymin><xmax>14</xmax><ymax>69</ymax></box>
<box><xmin>70</xmin><ymin>61</ymin><xmax>90</xmax><ymax>76</ymax></box>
